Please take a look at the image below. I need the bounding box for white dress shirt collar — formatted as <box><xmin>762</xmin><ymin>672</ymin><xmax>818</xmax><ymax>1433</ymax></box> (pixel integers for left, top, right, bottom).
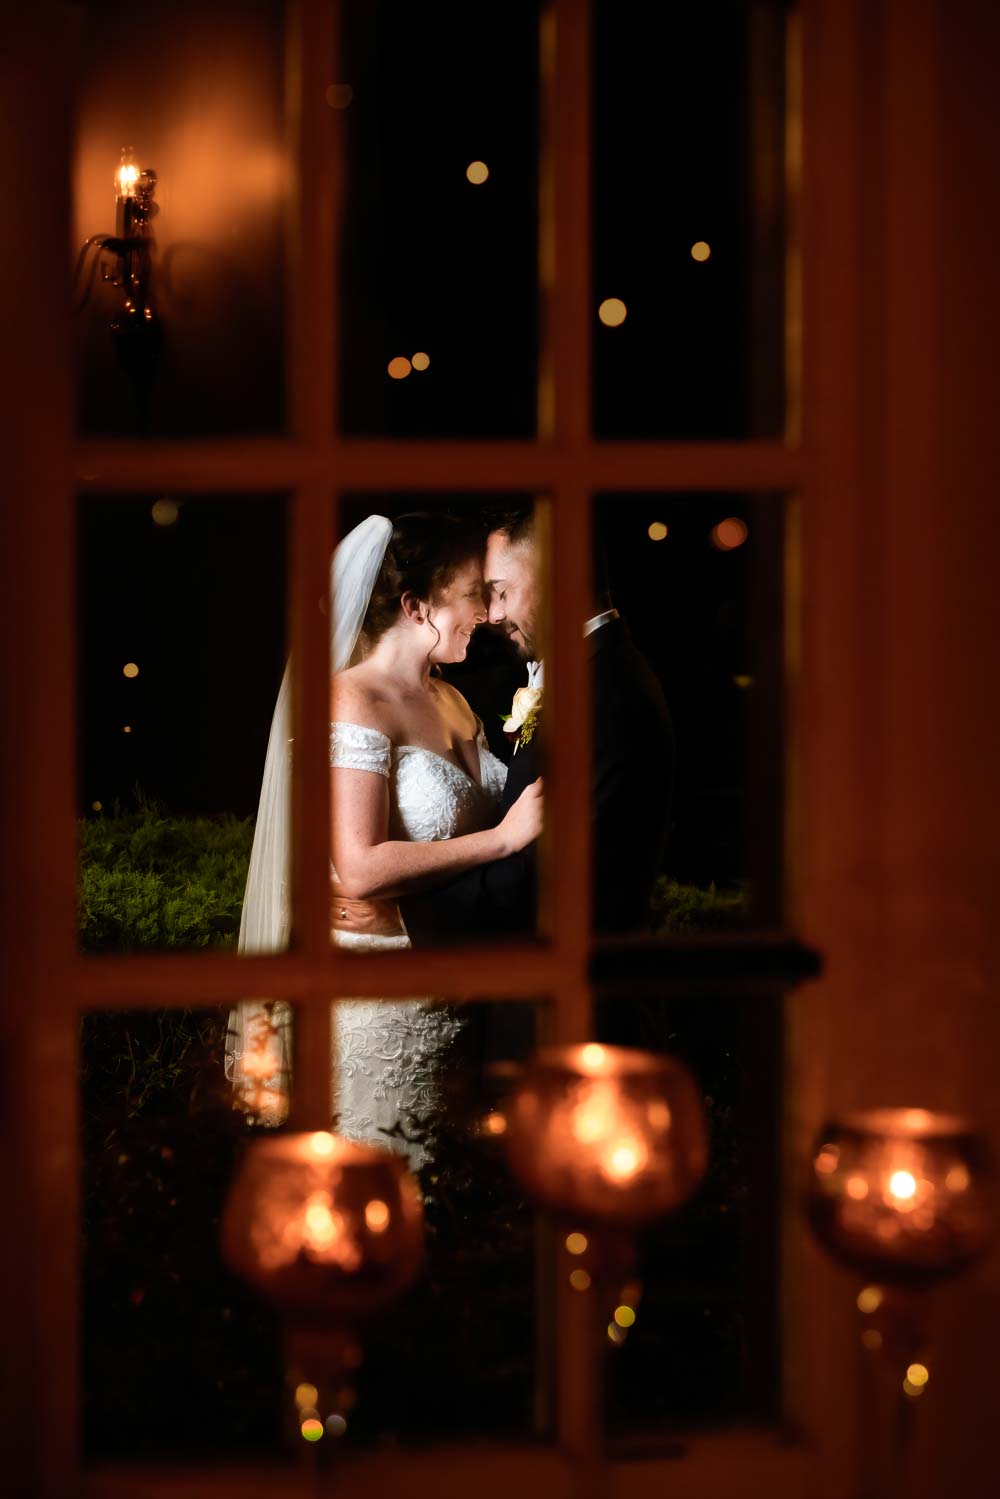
<box><xmin>526</xmin><ymin>610</ymin><xmax>619</xmax><ymax>688</ymax></box>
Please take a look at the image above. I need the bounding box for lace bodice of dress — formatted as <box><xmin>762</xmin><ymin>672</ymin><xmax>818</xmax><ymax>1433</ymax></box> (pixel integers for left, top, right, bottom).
<box><xmin>329</xmin><ymin>719</ymin><xmax>507</xmax><ymax>842</ymax></box>
<box><xmin>323</xmin><ymin>717</ymin><xmax>507</xmax><ymax>1166</ymax></box>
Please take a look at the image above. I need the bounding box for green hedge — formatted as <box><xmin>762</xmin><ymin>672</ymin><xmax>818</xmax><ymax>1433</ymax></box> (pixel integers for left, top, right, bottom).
<box><xmin>79</xmin><ymin>801</ymin><xmax>253</xmax><ymax>953</ymax></box>
<box><xmin>79</xmin><ymin>800</ymin><xmax>746</xmax><ymax>951</ymax></box>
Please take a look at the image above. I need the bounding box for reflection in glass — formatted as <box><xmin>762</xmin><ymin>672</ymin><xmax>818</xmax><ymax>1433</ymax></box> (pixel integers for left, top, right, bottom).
<box><xmin>83</xmin><ymin>999</ymin><xmax>543</xmax><ymax>1459</ymax></box>
<box><xmin>596</xmin><ymin>494</ymin><xmax>786</xmax><ymax>928</ymax></box>
<box><xmin>73</xmin><ymin>0</ymin><xmax>287</xmax><ymax>435</ymax></box>
<box><xmin>81</xmin><ymin>1006</ymin><xmax>284</xmax><ymax>1460</ymax></box>
<box><xmin>77</xmin><ymin>494</ymin><xmax>286</xmax><ymax>953</ymax></box>
<box><xmin>339</xmin><ymin>1</ymin><xmax>539</xmax><ymax>436</ymax></box>
<box><xmin>590</xmin><ymin>992</ymin><xmax>782</xmax><ymax>1438</ymax></box>
<box><xmin>593</xmin><ymin>0</ymin><xmax>787</xmax><ymax>438</ymax></box>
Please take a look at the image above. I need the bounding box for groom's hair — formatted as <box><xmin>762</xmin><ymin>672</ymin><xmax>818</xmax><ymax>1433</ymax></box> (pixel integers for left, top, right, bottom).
<box><xmin>487</xmin><ymin>501</ymin><xmax>613</xmax><ymax>607</ymax></box>
<box><xmin>484</xmin><ymin>502</ymin><xmax>535</xmax><ymax>550</ymax></box>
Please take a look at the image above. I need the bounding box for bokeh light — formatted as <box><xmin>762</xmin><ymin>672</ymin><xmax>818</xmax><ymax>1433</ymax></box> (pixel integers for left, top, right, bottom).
<box><xmin>91</xmin><ymin>800</ymin><xmax>103</xmax><ymax>812</ymax></box>
<box><xmin>565</xmin><ymin>1232</ymin><xmax>588</xmax><ymax>1256</ymax></box>
<box><xmin>690</xmin><ymin>241</ymin><xmax>711</xmax><ymax>262</ymax></box>
<box><xmin>647</xmin><ymin>521</ymin><xmax>668</xmax><ymax>542</ymax></box>
<box><xmin>598</xmin><ymin>297</ymin><xmax>627</xmax><ymax>327</ymax></box>
<box><xmin>607</xmin><ymin>1321</ymin><xmax>626</xmax><ymax>1345</ymax></box>
<box><xmin>301</xmin><ymin>1417</ymin><xmax>323</xmax><ymax>1441</ymax></box>
<box><xmin>902</xmin><ymin>1378</ymin><xmax>926</xmax><ymax>1399</ymax></box>
<box><xmin>151</xmin><ymin>498</ymin><xmax>178</xmax><ymax>526</ymax></box>
<box><xmin>613</xmin><ymin>1305</ymin><xmax>636</xmax><ymax>1328</ymax></box>
<box><xmin>411</xmin><ymin>351</ymin><xmax>430</xmax><ymax>372</ymax></box>
<box><xmin>326</xmin><ymin>1413</ymin><xmax>348</xmax><ymax>1437</ymax></box>
<box><xmin>387</xmin><ymin>356</ymin><xmax>412</xmax><ymax>380</ymax></box>
<box><xmin>122</xmin><ymin>725</ymin><xmax>132</xmax><ymax>734</ymax></box>
<box><xmin>365</xmin><ymin>1198</ymin><xmax>390</xmax><ymax>1233</ymax></box>
<box><xmin>907</xmin><ymin>1362</ymin><xmax>929</xmax><ymax>1387</ymax></box>
<box><xmin>569</xmin><ymin>1268</ymin><xmax>591</xmax><ymax>1291</ymax></box>
<box><xmin>466</xmin><ymin>160</ymin><xmax>489</xmax><ymax>185</ymax></box>
<box><xmin>483</xmin><ymin>1111</ymin><xmax>507</xmax><ymax>1136</ymax></box>
<box><xmin>710</xmin><ymin>517</ymin><xmax>749</xmax><ymax>551</ymax></box>
<box><xmin>946</xmin><ymin>1164</ymin><xmax>971</xmax><ymax>1192</ymax></box>
<box><xmin>856</xmin><ymin>1286</ymin><xmax>883</xmax><ymax>1314</ymax></box>
<box><xmin>311</xmin><ymin>1132</ymin><xmax>335</xmax><ymax>1157</ymax></box>
<box><xmin>861</xmin><ymin>1328</ymin><xmax>883</xmax><ymax>1350</ymax></box>
<box><xmin>294</xmin><ymin>1382</ymin><xmax>319</xmax><ymax>1409</ymax></box>
<box><xmin>325</xmin><ymin>84</ymin><xmax>354</xmax><ymax>109</ymax></box>
<box><xmin>122</xmin><ymin>662</ymin><xmax>139</xmax><ymax>678</ymax></box>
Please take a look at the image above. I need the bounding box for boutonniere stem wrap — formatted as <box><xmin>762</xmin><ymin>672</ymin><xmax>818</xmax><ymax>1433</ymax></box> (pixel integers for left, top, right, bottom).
<box><xmin>502</xmin><ymin>685</ymin><xmax>543</xmax><ymax>754</ymax></box>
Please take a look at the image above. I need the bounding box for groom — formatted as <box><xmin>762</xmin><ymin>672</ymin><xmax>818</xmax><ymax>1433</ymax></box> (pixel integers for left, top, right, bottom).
<box><xmin>399</xmin><ymin>507</ymin><xmax>676</xmax><ymax>942</ymax></box>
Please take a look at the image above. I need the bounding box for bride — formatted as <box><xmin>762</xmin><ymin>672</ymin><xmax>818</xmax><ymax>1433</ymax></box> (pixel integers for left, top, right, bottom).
<box><xmin>225</xmin><ymin>512</ymin><xmax>542</xmax><ymax>1163</ymax></box>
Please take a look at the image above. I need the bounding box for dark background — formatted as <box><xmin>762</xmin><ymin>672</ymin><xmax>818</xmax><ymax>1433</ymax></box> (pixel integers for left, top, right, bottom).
<box><xmin>77</xmin><ymin>0</ymin><xmax>784</xmax><ymax>890</ymax></box>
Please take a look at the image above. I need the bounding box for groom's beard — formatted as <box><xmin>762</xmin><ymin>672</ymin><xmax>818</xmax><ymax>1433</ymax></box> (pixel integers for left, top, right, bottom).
<box><xmin>503</xmin><ymin>621</ymin><xmax>536</xmax><ymax>660</ymax></box>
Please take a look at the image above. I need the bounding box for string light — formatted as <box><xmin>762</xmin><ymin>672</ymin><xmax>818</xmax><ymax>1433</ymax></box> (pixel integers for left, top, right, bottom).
<box><xmin>906</xmin><ymin>1362</ymin><xmax>929</xmax><ymax>1387</ymax></box>
<box><xmin>565</xmin><ymin>1232</ymin><xmax>588</xmax><ymax>1255</ymax></box>
<box><xmin>387</xmin><ymin>356</ymin><xmax>411</xmax><ymax>380</ymax></box>
<box><xmin>364</xmin><ymin>1199</ymin><xmax>390</xmax><ymax>1233</ymax></box>
<box><xmin>123</xmin><ymin>725</ymin><xmax>132</xmax><ymax>734</ymax></box>
<box><xmin>411</xmin><ymin>351</ymin><xmax>430</xmax><ymax>372</ymax></box>
<box><xmin>569</xmin><ymin>1269</ymin><xmax>591</xmax><ymax>1291</ymax></box>
<box><xmin>91</xmin><ymin>800</ymin><xmax>103</xmax><ymax>812</ymax></box>
<box><xmin>691</xmin><ymin>241</ymin><xmax>711</xmax><ymax>262</ymax></box>
<box><xmin>857</xmin><ymin>1286</ymin><xmax>883</xmax><ymax>1314</ymax></box>
<box><xmin>301</xmin><ymin>1417</ymin><xmax>323</xmax><ymax>1441</ymax></box>
<box><xmin>123</xmin><ymin>662</ymin><xmax>139</xmax><ymax>678</ymax></box>
<box><xmin>598</xmin><ymin>297</ymin><xmax>627</xmax><ymax>327</ymax></box>
<box><xmin>466</xmin><ymin>160</ymin><xmax>489</xmax><ymax>185</ymax></box>
<box><xmin>294</xmin><ymin>1383</ymin><xmax>318</xmax><ymax>1409</ymax></box>
<box><xmin>613</xmin><ymin>1305</ymin><xmax>636</xmax><ymax>1328</ymax></box>
<box><xmin>647</xmin><ymin>522</ymin><xmax>668</xmax><ymax>542</ymax></box>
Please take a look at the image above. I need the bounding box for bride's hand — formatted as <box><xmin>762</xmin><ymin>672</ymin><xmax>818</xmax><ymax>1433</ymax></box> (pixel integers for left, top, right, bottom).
<box><xmin>497</xmin><ymin>778</ymin><xmax>544</xmax><ymax>855</ymax></box>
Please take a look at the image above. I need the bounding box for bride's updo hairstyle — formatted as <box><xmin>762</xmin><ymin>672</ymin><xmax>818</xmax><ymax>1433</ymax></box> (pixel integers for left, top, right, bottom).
<box><xmin>361</xmin><ymin>511</ymin><xmax>483</xmax><ymax>647</ymax></box>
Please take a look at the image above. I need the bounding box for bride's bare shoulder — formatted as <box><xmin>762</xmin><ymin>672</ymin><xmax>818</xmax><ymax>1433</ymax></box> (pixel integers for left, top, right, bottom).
<box><xmin>433</xmin><ymin>677</ymin><xmax>478</xmax><ymax>734</ymax></box>
<box><xmin>331</xmin><ymin>666</ymin><xmax>393</xmax><ymax>735</ymax></box>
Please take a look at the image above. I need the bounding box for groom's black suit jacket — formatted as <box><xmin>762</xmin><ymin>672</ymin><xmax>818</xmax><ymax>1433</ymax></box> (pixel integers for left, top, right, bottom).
<box><xmin>399</xmin><ymin>617</ymin><xmax>675</xmax><ymax>942</ymax></box>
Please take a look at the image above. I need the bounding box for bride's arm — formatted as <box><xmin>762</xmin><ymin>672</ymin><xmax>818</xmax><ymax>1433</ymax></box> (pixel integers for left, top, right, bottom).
<box><xmin>331</xmin><ymin>766</ymin><xmax>542</xmax><ymax>901</ymax></box>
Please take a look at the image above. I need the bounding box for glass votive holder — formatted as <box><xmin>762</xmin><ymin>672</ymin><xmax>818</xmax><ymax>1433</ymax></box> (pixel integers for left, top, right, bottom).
<box><xmin>504</xmin><ymin>1043</ymin><xmax>707</xmax><ymax>1226</ymax></box>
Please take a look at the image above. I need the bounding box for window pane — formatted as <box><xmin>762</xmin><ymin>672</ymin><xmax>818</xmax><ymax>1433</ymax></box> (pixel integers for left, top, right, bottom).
<box><xmin>338</xmin><ymin>1</ymin><xmax>540</xmax><ymax>436</ymax></box>
<box><xmin>77</xmin><ymin>493</ymin><xmax>287</xmax><ymax>952</ymax></box>
<box><xmin>595</xmin><ymin>990</ymin><xmax>782</xmax><ymax>1438</ymax></box>
<box><xmin>594</xmin><ymin>492</ymin><xmax>786</xmax><ymax>931</ymax></box>
<box><xmin>593</xmin><ymin>0</ymin><xmax>789</xmax><ymax>438</ymax></box>
<box><xmin>328</xmin><ymin>496</ymin><xmax>544</xmax><ymax>950</ymax></box>
<box><xmin>72</xmin><ymin>0</ymin><xmax>287</xmax><ymax>436</ymax></box>
<box><xmin>82</xmin><ymin>998</ymin><xmax>547</xmax><ymax>1462</ymax></box>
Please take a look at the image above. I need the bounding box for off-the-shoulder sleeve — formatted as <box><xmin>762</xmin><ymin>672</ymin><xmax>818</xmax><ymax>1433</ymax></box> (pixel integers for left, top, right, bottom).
<box><xmin>329</xmin><ymin>721</ymin><xmax>392</xmax><ymax>777</ymax></box>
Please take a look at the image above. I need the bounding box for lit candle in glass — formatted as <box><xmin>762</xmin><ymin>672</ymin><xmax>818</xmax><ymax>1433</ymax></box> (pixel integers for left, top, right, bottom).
<box><xmin>808</xmin><ymin>1108</ymin><xmax>994</xmax><ymax>1287</ymax></box>
<box><xmin>504</xmin><ymin>1044</ymin><xmax>707</xmax><ymax>1225</ymax></box>
<box><xmin>222</xmin><ymin>1132</ymin><xmax>424</xmax><ymax>1318</ymax></box>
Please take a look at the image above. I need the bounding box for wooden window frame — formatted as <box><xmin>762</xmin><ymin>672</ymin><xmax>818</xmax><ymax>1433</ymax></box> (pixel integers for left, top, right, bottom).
<box><xmin>3</xmin><ymin>1</ymin><xmax>847</xmax><ymax>1494</ymax></box>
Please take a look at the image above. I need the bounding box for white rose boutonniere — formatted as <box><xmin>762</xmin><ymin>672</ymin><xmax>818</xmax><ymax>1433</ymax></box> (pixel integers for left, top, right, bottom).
<box><xmin>502</xmin><ymin>685</ymin><xmax>543</xmax><ymax>754</ymax></box>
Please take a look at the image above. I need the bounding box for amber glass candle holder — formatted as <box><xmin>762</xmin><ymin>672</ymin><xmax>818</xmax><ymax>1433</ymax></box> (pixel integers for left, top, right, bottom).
<box><xmin>807</xmin><ymin>1108</ymin><xmax>993</xmax><ymax>1288</ymax></box>
<box><xmin>222</xmin><ymin>1132</ymin><xmax>424</xmax><ymax>1457</ymax></box>
<box><xmin>807</xmin><ymin>1109</ymin><xmax>994</xmax><ymax>1498</ymax></box>
<box><xmin>504</xmin><ymin>1043</ymin><xmax>707</xmax><ymax>1225</ymax></box>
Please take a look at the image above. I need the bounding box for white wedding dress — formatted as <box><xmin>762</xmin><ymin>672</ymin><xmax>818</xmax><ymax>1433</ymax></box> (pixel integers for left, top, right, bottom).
<box><xmin>226</xmin><ymin>714</ymin><xmax>507</xmax><ymax>1168</ymax></box>
<box><xmin>328</xmin><ymin>718</ymin><xmax>507</xmax><ymax>1163</ymax></box>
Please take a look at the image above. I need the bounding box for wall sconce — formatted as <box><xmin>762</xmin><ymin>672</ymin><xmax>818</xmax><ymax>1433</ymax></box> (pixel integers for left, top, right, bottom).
<box><xmin>74</xmin><ymin>145</ymin><xmax>161</xmax><ymax>410</ymax></box>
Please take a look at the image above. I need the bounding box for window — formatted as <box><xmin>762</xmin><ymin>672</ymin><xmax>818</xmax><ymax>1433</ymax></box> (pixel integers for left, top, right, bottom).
<box><xmin>17</xmin><ymin>0</ymin><xmax>819</xmax><ymax>1492</ymax></box>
